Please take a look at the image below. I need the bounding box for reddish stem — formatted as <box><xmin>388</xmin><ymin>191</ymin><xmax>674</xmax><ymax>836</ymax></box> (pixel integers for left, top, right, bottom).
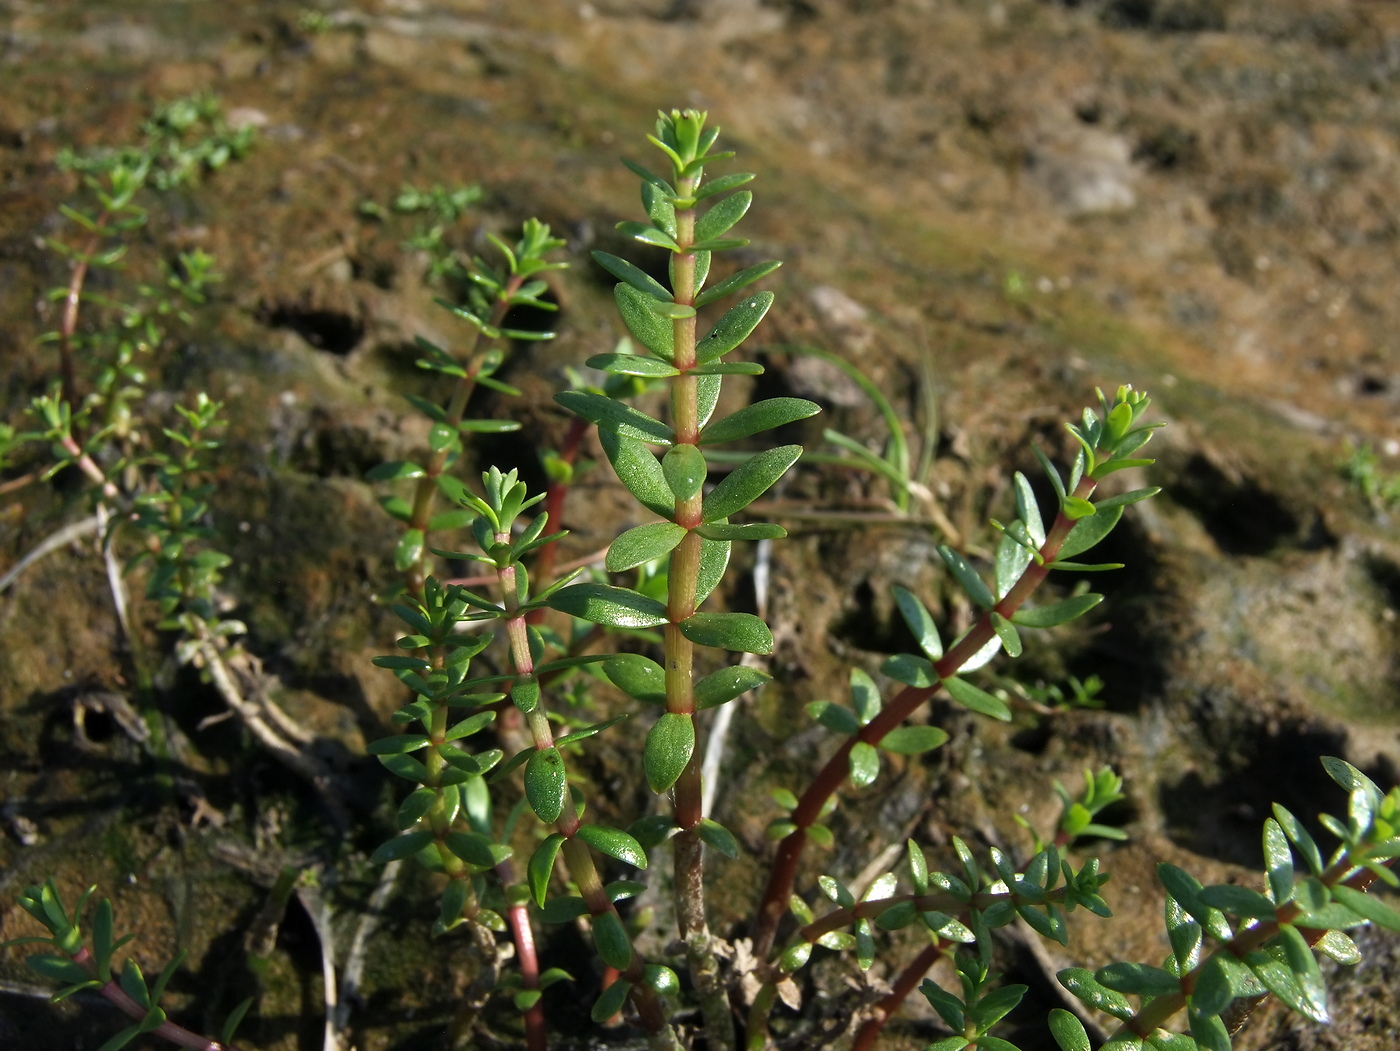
<box><xmin>751</xmin><ymin>476</ymin><xmax>1098</xmax><ymax>959</ymax></box>
<box><xmin>57</xmin><ymin>211</ymin><xmax>111</xmax><ymax>412</ymax></box>
<box><xmin>504</xmin><ymin>894</ymin><xmax>546</xmax><ymax>1051</ymax></box>
<box><xmin>71</xmin><ymin>948</ymin><xmax>240</xmax><ymax>1051</ymax></box>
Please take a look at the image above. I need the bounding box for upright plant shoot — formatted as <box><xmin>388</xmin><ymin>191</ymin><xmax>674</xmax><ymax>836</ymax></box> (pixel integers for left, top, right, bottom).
<box><xmin>551</xmin><ymin>109</ymin><xmax>818</xmax><ymax>1049</ymax></box>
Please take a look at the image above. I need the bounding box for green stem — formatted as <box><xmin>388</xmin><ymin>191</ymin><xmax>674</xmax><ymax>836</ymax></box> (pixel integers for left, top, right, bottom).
<box><xmin>663</xmin><ymin>177</ymin><xmax>735</xmax><ymax>1051</ymax></box>
<box><xmin>497</xmin><ymin>556</ymin><xmax>677</xmax><ymax>1042</ymax></box>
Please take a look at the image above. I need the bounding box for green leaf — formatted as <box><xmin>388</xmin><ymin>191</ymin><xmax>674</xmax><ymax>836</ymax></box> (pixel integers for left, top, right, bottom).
<box><xmin>695</xmin><ymin>190</ymin><xmax>751</xmax><ymax>242</ymax></box>
<box><xmin>554</xmin><ymin>714</ymin><xmax>629</xmax><ymax>747</ymax></box>
<box><xmin>1057</xmin><ymin>968</ymin><xmax>1135</xmax><ymax>1021</ymax></box>
<box><xmin>849</xmin><ymin>740</ymin><xmax>880</xmax><ymax>788</ymax></box>
<box><xmin>807</xmin><ymin>700</ymin><xmax>861</xmax><ymax>734</ymax></box>
<box><xmin>697</xmin><ymin>374</ymin><xmax>722</xmax><ymax>426</ymax></box>
<box><xmin>695</xmin><ymin>522</ymin><xmax>787</xmax><ymax>540</ymax></box>
<box><xmin>1332</xmin><ymin>883</ymin><xmax>1400</xmax><ymax>932</ymax></box>
<box><xmin>990</xmin><ymin>612</ymin><xmax>1022</xmax><ymax>657</ymax></box>
<box><xmin>445</xmin><ymin>831</ymin><xmax>510</xmax><ymax>868</ymax></box>
<box><xmin>1188</xmin><ymin>1007</ymin><xmax>1231</xmax><ymax>1051</ymax></box>
<box><xmin>510</xmin><ymin>680</ymin><xmax>540</xmax><ymax>714</ymax></box>
<box><xmin>1012</xmin><ymin>594</ymin><xmax>1104</xmax><ymax>628</ymax></box>
<box><xmin>1094</xmin><ymin>487</ymin><xmax>1161</xmax><ymax>511</ymax></box>
<box><xmin>600</xmin><ymin>431</ymin><xmax>672</xmax><ymax>517</ymax></box>
<box><xmin>603</xmin><ymin>653</ymin><xmax>667</xmax><ymax>704</ymax></box>
<box><xmin>943</xmin><ymin>676</ymin><xmax>1012</xmax><ymax>721</ymax></box>
<box><xmin>586</xmin><ymin>353</ymin><xmax>679</xmax><ymax>378</ymax></box>
<box><xmin>379</xmin><ymin>752</ymin><xmax>430</xmax><ymax>783</ymax></box>
<box><xmin>219</xmin><ymin>998</ymin><xmax>254</xmax><ymax>1047</ymax></box>
<box><xmin>371</xmin><ymin>829</ymin><xmax>434</xmax><ymax>864</ymax></box>
<box><xmin>1059</xmin><ymin>506</ymin><xmax>1123</xmax><ymax>559</ymax></box>
<box><xmin>529</xmin><ymin>834</ymin><xmax>566</xmax><ymax>907</ymax></box>
<box><xmin>592</xmin><ymin>909</ymin><xmax>633</xmax><ymax>970</ymax></box>
<box><xmin>26</xmin><ymin>954</ymin><xmax>91</xmax><ymax>986</ymax></box>
<box><xmin>540</xmin><ymin>895</ymin><xmax>589</xmax><ymax>924</ymax></box>
<box><xmin>1197</xmin><ymin>884</ymin><xmax>1277</xmax><ymax>920</ymax></box>
<box><xmin>695</xmin><ymin>665</ymin><xmax>770</xmax><ymax>708</ymax></box>
<box><xmin>591</xmin><ymin>977</ymin><xmax>632</xmax><ymax>1023</ymax></box>
<box><xmin>645</xmin><ymin>712</ymin><xmax>695</xmax><ymax>793</ymax></box>
<box><xmin>695</xmin><ymin>535</ymin><xmax>731</xmax><ymax>605</ymax></box>
<box><xmin>643</xmin><ymin>963</ymin><xmax>680</xmax><ymax>995</ymax></box>
<box><xmin>95</xmin><ymin>1024</ymin><xmax>143</xmax><ymax>1051</ymax></box>
<box><xmin>695</xmin><ymin>293</ymin><xmax>775</xmax><ymax>364</ymax></box>
<box><xmin>555</xmin><ymin>390</ymin><xmax>672</xmax><ymax>444</ymax></box>
<box><xmin>893</xmin><ymin>585</ymin><xmax>943</xmax><ymax>661</ymax></box>
<box><xmin>577</xmin><ymin>824</ymin><xmax>648</xmax><ymax>868</ymax></box>
<box><xmin>938</xmin><ymin>546</ymin><xmax>996</xmax><ymax>610</ymax></box>
<box><xmin>549</xmin><ymin>583</ymin><xmax>669</xmax><ymax>628</ymax></box>
<box><xmin>395</xmin><ymin>529</ymin><xmax>424</xmax><ymax>572</ymax></box>
<box><xmin>397</xmin><ymin>787</ymin><xmax>436</xmax><ymax>829</ymax></box>
<box><xmin>1048</xmin><ymin>1008</ymin><xmax>1091</xmax><ymax>1051</ymax></box>
<box><xmin>1096</xmin><ymin>962</ymin><xmax>1180</xmax><ymax>997</ymax></box>
<box><xmin>606</xmin><ymin>522</ymin><xmax>687</xmax><ymax>572</ymax></box>
<box><xmin>617</xmin><ymin>219</ymin><xmax>678</xmax><ymax>251</ymax></box>
<box><xmin>614</xmin><ymin>283</ymin><xmax>675</xmax><ymax>359</ymax></box>
<box><xmin>1315</xmin><ymin>928</ymin><xmax>1361</xmax><ymax>965</ymax></box>
<box><xmin>994</xmin><ymin>530</ymin><xmax>1034</xmax><ymax>599</ymax></box>
<box><xmin>694</xmin><ymin>260</ymin><xmax>782</xmax><ymax>308</ymax></box>
<box><xmin>592</xmin><ymin>250</ymin><xmax>671</xmax><ymax>300</ymax></box>
<box><xmin>691</xmin><ymin>360</ymin><xmax>765</xmax><ymax>375</ymax></box>
<box><xmin>879</xmin><ymin>725</ymin><xmax>949</xmax><ymax>755</ymax></box>
<box><xmin>679</xmin><ymin>611</ymin><xmax>774</xmax><ymax>653</ymax></box>
<box><xmin>881</xmin><ymin>653</ymin><xmax>937</xmax><ymax>687</ymax></box>
<box><xmin>525</xmin><ymin>748</ymin><xmax>568</xmax><ymax>823</ymax></box>
<box><xmin>662</xmin><ymin>443</ymin><xmax>707</xmax><ymax>503</ymax></box>
<box><xmin>701</xmin><ymin>397</ymin><xmax>821</xmax><ymax>445</ymax></box>
<box><xmin>367</xmin><ymin>460</ymin><xmax>426</xmax><ymax>481</ymax></box>
<box><xmin>367</xmin><ymin>734</ymin><xmax>430</xmax><ymax>756</ymax></box>
<box><xmin>702</xmin><ymin>445</ymin><xmax>803</xmax><ymax>521</ymax></box>
<box><xmin>696</xmin><ymin>817</ymin><xmax>740</xmax><ymax>858</ymax></box>
<box><xmin>1274</xmin><ymin>804</ymin><xmax>1325</xmax><ymax>876</ymax></box>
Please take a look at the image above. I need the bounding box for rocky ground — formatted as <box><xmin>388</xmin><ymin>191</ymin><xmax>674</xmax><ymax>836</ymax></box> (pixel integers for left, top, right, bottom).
<box><xmin>2</xmin><ymin>1</ymin><xmax>1399</xmax><ymax>1049</ymax></box>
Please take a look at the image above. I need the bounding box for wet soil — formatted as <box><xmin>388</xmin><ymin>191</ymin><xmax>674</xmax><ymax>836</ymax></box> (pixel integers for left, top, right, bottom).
<box><xmin>2</xmin><ymin>2</ymin><xmax>1399</xmax><ymax>1049</ymax></box>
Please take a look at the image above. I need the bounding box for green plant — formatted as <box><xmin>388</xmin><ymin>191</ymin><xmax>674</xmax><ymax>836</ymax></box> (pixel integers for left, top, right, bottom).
<box><xmin>358</xmin><ymin>180</ymin><xmax>488</xmax><ymax>284</ymax></box>
<box><xmin>6</xmin><ymin>107</ymin><xmax>1398</xmax><ymax>1051</ymax></box>
<box><xmin>1339</xmin><ymin>438</ymin><xmax>1400</xmax><ymax>512</ymax></box>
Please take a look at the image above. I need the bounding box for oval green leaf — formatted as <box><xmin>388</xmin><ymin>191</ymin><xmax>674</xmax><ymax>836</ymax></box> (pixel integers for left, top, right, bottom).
<box><xmin>644</xmin><ymin>712</ymin><xmax>695</xmax><ymax>793</ymax></box>
<box><xmin>599</xmin><ymin>430</ymin><xmax>672</xmax><ymax>517</ymax></box>
<box><xmin>702</xmin><ymin>445</ymin><xmax>803</xmax><ymax>521</ymax></box>
<box><xmin>528</xmin><ymin>833</ymin><xmax>566</xmax><ymax>907</ymax></box>
<box><xmin>606</xmin><ymin>521</ymin><xmax>687</xmax><ymax>573</ymax></box>
<box><xmin>679</xmin><ymin>611</ymin><xmax>774</xmax><ymax>654</ymax></box>
<box><xmin>942</xmin><ymin>676</ymin><xmax>1011</xmax><ymax>721</ymax></box>
<box><xmin>592</xmin><ymin>909</ymin><xmax>633</xmax><ymax>971</ymax></box>
<box><xmin>662</xmin><ymin>444</ymin><xmax>707</xmax><ymax>503</ymax></box>
<box><xmin>695</xmin><ymin>292</ymin><xmax>774</xmax><ymax>364</ymax></box>
<box><xmin>549</xmin><ymin>583</ymin><xmax>668</xmax><ymax>628</ymax></box>
<box><xmin>525</xmin><ymin>748</ymin><xmax>568</xmax><ymax>823</ymax></box>
<box><xmin>577</xmin><ymin>824</ymin><xmax>648</xmax><ymax>869</ymax></box>
<box><xmin>694</xmin><ymin>665</ymin><xmax>770</xmax><ymax>709</ymax></box>
<box><xmin>879</xmin><ymin>725</ymin><xmax>949</xmax><ymax>755</ymax></box>
<box><xmin>1012</xmin><ymin>594</ymin><xmax>1104</xmax><ymax>629</ymax></box>
<box><xmin>604</xmin><ymin>653</ymin><xmax>667</xmax><ymax>704</ymax></box>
